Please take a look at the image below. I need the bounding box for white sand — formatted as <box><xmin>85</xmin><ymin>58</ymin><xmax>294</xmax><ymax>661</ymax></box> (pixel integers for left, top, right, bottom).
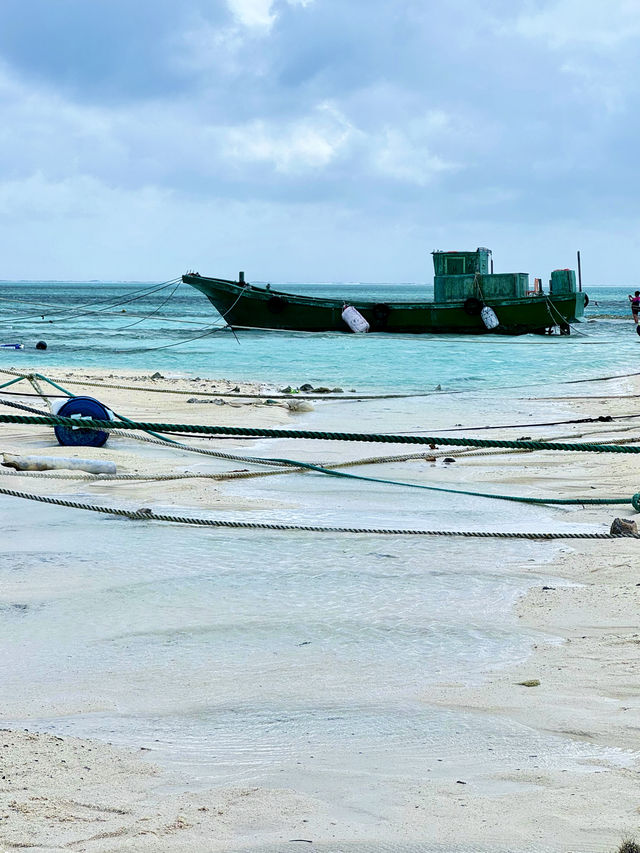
<box><xmin>1</xmin><ymin>367</ymin><xmax>640</xmax><ymax>851</ymax></box>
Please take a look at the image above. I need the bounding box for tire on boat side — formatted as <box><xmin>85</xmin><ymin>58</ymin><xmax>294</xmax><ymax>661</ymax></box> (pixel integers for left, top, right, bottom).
<box><xmin>267</xmin><ymin>295</ymin><xmax>287</xmax><ymax>314</ymax></box>
<box><xmin>583</xmin><ymin>293</ymin><xmax>589</xmax><ymax>307</ymax></box>
<box><xmin>463</xmin><ymin>297</ymin><xmax>483</xmax><ymax>316</ymax></box>
<box><xmin>372</xmin><ymin>303</ymin><xmax>391</xmax><ymax>329</ymax></box>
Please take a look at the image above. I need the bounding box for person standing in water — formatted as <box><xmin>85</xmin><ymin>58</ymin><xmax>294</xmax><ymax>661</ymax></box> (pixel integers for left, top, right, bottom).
<box><xmin>629</xmin><ymin>291</ymin><xmax>640</xmax><ymax>324</ymax></box>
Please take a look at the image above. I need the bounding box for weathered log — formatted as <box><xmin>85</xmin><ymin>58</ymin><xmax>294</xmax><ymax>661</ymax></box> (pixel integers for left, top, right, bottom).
<box><xmin>2</xmin><ymin>453</ymin><xmax>116</xmax><ymax>475</ymax></box>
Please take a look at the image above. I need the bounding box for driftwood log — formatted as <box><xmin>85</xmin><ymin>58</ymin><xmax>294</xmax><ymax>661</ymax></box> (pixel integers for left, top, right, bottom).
<box><xmin>2</xmin><ymin>453</ymin><xmax>116</xmax><ymax>475</ymax></box>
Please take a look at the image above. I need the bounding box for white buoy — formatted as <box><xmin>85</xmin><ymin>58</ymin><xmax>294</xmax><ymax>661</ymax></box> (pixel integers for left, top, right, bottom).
<box><xmin>480</xmin><ymin>306</ymin><xmax>500</xmax><ymax>330</ymax></box>
<box><xmin>341</xmin><ymin>305</ymin><xmax>370</xmax><ymax>333</ymax></box>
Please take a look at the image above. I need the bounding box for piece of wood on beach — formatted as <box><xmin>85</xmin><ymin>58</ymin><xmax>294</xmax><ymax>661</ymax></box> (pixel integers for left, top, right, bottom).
<box><xmin>2</xmin><ymin>453</ymin><xmax>116</xmax><ymax>475</ymax></box>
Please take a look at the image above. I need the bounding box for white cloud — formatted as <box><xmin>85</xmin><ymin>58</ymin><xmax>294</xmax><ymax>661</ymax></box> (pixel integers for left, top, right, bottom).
<box><xmin>0</xmin><ymin>64</ymin><xmax>128</xmax><ymax>181</ymax></box>
<box><xmin>225</xmin><ymin>0</ymin><xmax>314</xmax><ymax>30</ymax></box>
<box><xmin>371</xmin><ymin>112</ymin><xmax>458</xmax><ymax>185</ymax></box>
<box><xmin>0</xmin><ymin>171</ymin><xmax>428</xmax><ymax>281</ymax></box>
<box><xmin>222</xmin><ymin>102</ymin><xmax>356</xmax><ymax>172</ymax></box>
<box><xmin>0</xmin><ymin>172</ymin><xmax>160</xmax><ymax>222</ymax></box>
<box><xmin>177</xmin><ymin>20</ymin><xmax>248</xmax><ymax>76</ymax></box>
<box><xmin>511</xmin><ymin>0</ymin><xmax>640</xmax><ymax>112</ymax></box>
<box><xmin>0</xmin><ymin>60</ymin><xmax>459</xmax><ymax>192</ymax></box>
<box><xmin>226</xmin><ymin>0</ymin><xmax>275</xmax><ymax>29</ymax></box>
<box><xmin>3</xmin><ymin>0</ymin><xmax>640</xmax><ymax>282</ymax></box>
<box><xmin>514</xmin><ymin>0</ymin><xmax>640</xmax><ymax>49</ymax></box>
<box><xmin>557</xmin><ymin>58</ymin><xmax>624</xmax><ymax>113</ymax></box>
<box><xmin>373</xmin><ymin>130</ymin><xmax>455</xmax><ymax>185</ymax></box>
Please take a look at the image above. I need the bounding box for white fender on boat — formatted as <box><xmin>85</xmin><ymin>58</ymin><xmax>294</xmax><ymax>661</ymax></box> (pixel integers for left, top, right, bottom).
<box><xmin>480</xmin><ymin>306</ymin><xmax>500</xmax><ymax>330</ymax></box>
<box><xmin>341</xmin><ymin>304</ymin><xmax>370</xmax><ymax>333</ymax></box>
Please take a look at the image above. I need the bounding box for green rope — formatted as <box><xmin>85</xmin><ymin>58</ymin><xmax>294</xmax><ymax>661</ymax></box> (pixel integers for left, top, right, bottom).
<box><xmin>262</xmin><ymin>456</ymin><xmax>640</xmax><ymax>510</ymax></box>
<box><xmin>3</xmin><ymin>411</ymin><xmax>639</xmax><ymax>509</ymax></box>
<box><xmin>2</xmin><ymin>412</ymin><xmax>640</xmax><ymax>455</ymax></box>
<box><xmin>1</xmin><ymin>440</ymin><xmax>633</xmax><ymax>507</ymax></box>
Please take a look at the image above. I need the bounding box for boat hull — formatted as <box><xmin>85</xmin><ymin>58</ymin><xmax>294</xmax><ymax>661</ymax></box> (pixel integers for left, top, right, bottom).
<box><xmin>182</xmin><ymin>274</ymin><xmax>586</xmax><ymax>335</ymax></box>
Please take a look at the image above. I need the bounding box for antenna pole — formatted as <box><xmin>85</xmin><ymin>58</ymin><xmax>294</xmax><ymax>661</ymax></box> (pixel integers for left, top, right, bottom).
<box><xmin>577</xmin><ymin>251</ymin><xmax>582</xmax><ymax>292</ymax></box>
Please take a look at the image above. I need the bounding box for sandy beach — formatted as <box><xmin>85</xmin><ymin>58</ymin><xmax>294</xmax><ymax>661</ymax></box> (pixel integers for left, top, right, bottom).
<box><xmin>1</xmin><ymin>365</ymin><xmax>640</xmax><ymax>851</ymax></box>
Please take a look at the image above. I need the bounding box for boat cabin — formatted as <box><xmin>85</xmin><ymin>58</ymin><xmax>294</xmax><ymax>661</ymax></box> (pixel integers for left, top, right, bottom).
<box><xmin>432</xmin><ymin>247</ymin><xmax>577</xmax><ymax>303</ymax></box>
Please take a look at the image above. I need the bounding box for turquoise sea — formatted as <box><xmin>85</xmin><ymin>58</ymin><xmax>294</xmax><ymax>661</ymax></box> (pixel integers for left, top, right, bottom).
<box><xmin>0</xmin><ymin>280</ymin><xmax>636</xmax><ymax>841</ymax></box>
<box><xmin>0</xmin><ymin>280</ymin><xmax>638</xmax><ymax>392</ymax></box>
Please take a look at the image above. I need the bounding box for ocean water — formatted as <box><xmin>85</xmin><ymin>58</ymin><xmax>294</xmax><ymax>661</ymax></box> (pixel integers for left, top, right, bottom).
<box><xmin>0</xmin><ymin>279</ymin><xmax>636</xmax><ymax>826</ymax></box>
<box><xmin>0</xmin><ymin>499</ymin><xmax>632</xmax><ymax>807</ymax></box>
<box><xmin>0</xmin><ymin>279</ymin><xmax>638</xmax><ymax>393</ymax></box>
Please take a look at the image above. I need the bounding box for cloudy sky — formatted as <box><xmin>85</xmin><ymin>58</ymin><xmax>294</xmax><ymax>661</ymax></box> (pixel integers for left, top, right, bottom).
<box><xmin>0</xmin><ymin>0</ymin><xmax>637</xmax><ymax>282</ymax></box>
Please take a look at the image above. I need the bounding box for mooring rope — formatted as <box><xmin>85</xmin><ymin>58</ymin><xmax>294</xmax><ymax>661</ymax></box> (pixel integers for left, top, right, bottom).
<box><xmin>3</xmin><ymin>378</ymin><xmax>640</xmax><ymax>511</ymax></box>
<box><xmin>0</xmin><ymin>397</ymin><xmax>49</xmax><ymax>416</ymax></box>
<box><xmin>2</xmin><ymin>366</ymin><xmax>638</xmax><ymax>401</ymax></box>
<box><xmin>110</xmin><ymin>429</ymin><xmax>297</xmax><ymax>466</ymax></box>
<box><xmin>3</xmin><ymin>412</ymin><xmax>640</xmax><ymax>454</ymax></box>
<box><xmin>0</xmin><ymin>485</ymin><xmax>636</xmax><ymax>538</ymax></box>
<box><xmin>2</xmin><ymin>420</ymin><xmax>639</xmax><ymax>508</ymax></box>
<box><xmin>545</xmin><ymin>295</ymin><xmax>589</xmax><ymax>337</ymax></box>
<box><xmin>226</xmin><ymin>456</ymin><xmax>640</xmax><ymax>510</ymax></box>
<box><xmin>0</xmin><ymin>447</ymin><xmax>530</xmax><ymax>483</ymax></box>
<box><xmin>0</xmin><ymin>279</ymin><xmax>182</xmax><ymax>326</ymax></box>
<box><xmin>0</xmin><ymin>368</ymin><xmax>432</xmax><ymax>401</ymax></box>
<box><xmin>2</xmin><ymin>453</ymin><xmax>635</xmax><ymax>508</ymax></box>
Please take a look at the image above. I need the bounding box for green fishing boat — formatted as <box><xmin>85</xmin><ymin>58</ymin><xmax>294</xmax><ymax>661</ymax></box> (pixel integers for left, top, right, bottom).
<box><xmin>182</xmin><ymin>247</ymin><xmax>587</xmax><ymax>335</ymax></box>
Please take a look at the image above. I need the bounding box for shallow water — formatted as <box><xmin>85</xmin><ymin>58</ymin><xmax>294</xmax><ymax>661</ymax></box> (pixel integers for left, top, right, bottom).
<box><xmin>0</xmin><ymin>281</ymin><xmax>637</xmax><ymax>393</ymax></box>
<box><xmin>0</xmin><ymin>279</ymin><xmax>636</xmax><ymax>811</ymax></box>
<box><xmin>0</xmin><ymin>497</ymin><xmax>631</xmax><ymax>800</ymax></box>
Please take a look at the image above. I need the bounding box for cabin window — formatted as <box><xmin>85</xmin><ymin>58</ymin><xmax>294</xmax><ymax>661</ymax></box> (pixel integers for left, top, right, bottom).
<box><xmin>445</xmin><ymin>256</ymin><xmax>465</xmax><ymax>275</ymax></box>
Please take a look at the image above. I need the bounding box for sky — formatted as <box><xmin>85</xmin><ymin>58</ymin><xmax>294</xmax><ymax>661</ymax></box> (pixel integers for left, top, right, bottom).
<box><xmin>0</xmin><ymin>0</ymin><xmax>638</xmax><ymax>283</ymax></box>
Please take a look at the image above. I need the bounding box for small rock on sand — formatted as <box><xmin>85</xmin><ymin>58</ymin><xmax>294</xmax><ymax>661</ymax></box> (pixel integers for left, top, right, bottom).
<box><xmin>610</xmin><ymin>517</ymin><xmax>638</xmax><ymax>536</ymax></box>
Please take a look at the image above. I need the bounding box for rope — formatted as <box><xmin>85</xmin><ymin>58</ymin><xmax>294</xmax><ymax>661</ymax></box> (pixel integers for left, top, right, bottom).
<box><xmin>0</xmin><ymin>485</ymin><xmax>636</xmax><ymax>538</ymax></box>
<box><xmin>110</xmin><ymin>429</ymin><xmax>297</xmax><ymax>466</ymax></box>
<box><xmin>0</xmin><ymin>369</ymin><xmax>423</xmax><ymax>401</ymax></box>
<box><xmin>121</xmin><ymin>283</ymin><xmax>252</xmax><ymax>353</ymax></box>
<box><xmin>3</xmin><ymin>377</ymin><xmax>640</xmax><ymax>509</ymax></box>
<box><xmin>413</xmin><ymin>415</ymin><xmax>630</xmax><ymax>434</ymax></box>
<box><xmin>9</xmin><ymin>378</ymin><xmax>634</xmax><ymax>459</ymax></box>
<box><xmin>2</xmin><ymin>366</ymin><xmax>638</xmax><ymax>401</ymax></box>
<box><xmin>0</xmin><ymin>279</ymin><xmax>182</xmax><ymax>326</ymax></box>
<box><xmin>2</xmin><ymin>418</ymin><xmax>639</xmax><ymax>507</ymax></box>
<box><xmin>227</xmin><ymin>322</ymin><xmax>612</xmax><ymax>346</ymax></box>
<box><xmin>0</xmin><ymin>448</ymin><xmax>529</xmax><ymax>483</ymax></box>
<box><xmin>3</xmin><ymin>391</ymin><xmax>640</xmax><ymax>507</ymax></box>
<box><xmin>3</xmin><ymin>449</ymin><xmax>635</xmax><ymax>507</ymax></box>
<box><xmin>3</xmin><ymin>412</ymin><xmax>640</xmax><ymax>453</ymax></box>
<box><xmin>114</xmin><ymin>281</ymin><xmax>182</xmax><ymax>331</ymax></box>
<box><xmin>0</xmin><ymin>397</ymin><xmax>49</xmax><ymax>416</ymax></box>
<box><xmin>0</xmin><ymin>292</ymin><xmax>210</xmax><ymax>327</ymax></box>
<box><xmin>545</xmin><ymin>295</ymin><xmax>588</xmax><ymax>337</ymax></box>
<box><xmin>239</xmin><ymin>456</ymin><xmax>640</xmax><ymax>509</ymax></box>
<box><xmin>198</xmin><ymin>446</ymin><xmax>537</xmax><ymax>478</ymax></box>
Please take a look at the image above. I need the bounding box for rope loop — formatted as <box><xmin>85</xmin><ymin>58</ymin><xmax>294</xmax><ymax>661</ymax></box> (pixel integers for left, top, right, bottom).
<box><xmin>632</xmin><ymin>493</ymin><xmax>640</xmax><ymax>512</ymax></box>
